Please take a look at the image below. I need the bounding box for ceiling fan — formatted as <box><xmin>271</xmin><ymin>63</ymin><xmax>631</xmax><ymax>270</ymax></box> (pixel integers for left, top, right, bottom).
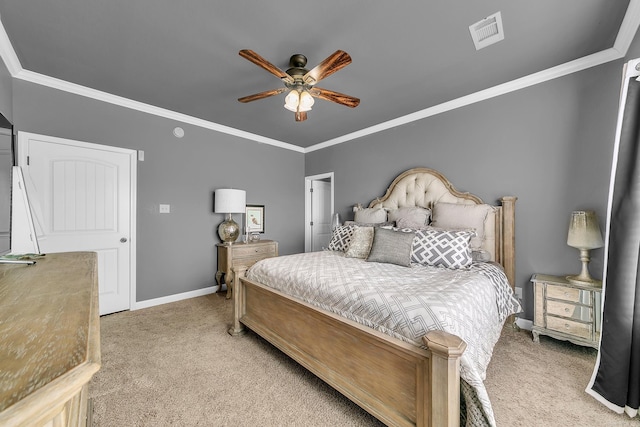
<box><xmin>237</xmin><ymin>49</ymin><xmax>360</xmax><ymax>122</ymax></box>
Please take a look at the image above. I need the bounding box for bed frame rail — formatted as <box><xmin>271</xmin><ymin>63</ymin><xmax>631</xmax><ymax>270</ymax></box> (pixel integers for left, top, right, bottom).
<box><xmin>230</xmin><ymin>269</ymin><xmax>466</xmax><ymax>427</ymax></box>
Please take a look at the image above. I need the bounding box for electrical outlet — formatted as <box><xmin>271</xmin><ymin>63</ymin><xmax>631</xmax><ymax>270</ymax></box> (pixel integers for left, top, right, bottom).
<box><xmin>159</xmin><ymin>204</ymin><xmax>170</xmax><ymax>213</ymax></box>
<box><xmin>515</xmin><ymin>287</ymin><xmax>523</xmax><ymax>300</ymax></box>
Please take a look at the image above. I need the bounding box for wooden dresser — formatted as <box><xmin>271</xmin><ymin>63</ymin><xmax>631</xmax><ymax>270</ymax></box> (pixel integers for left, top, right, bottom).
<box><xmin>531</xmin><ymin>273</ymin><xmax>601</xmax><ymax>349</ymax></box>
<box><xmin>0</xmin><ymin>252</ymin><xmax>101</xmax><ymax>427</ymax></box>
<box><xmin>216</xmin><ymin>240</ymin><xmax>278</xmax><ymax>298</ymax></box>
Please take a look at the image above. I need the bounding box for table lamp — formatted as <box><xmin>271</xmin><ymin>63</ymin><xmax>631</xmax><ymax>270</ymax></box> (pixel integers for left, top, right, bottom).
<box><xmin>214</xmin><ymin>189</ymin><xmax>246</xmax><ymax>244</ymax></box>
<box><xmin>566</xmin><ymin>210</ymin><xmax>604</xmax><ymax>285</ymax></box>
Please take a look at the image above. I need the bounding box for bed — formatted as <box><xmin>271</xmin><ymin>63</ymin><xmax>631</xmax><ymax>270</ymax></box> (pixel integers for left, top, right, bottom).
<box><xmin>229</xmin><ymin>168</ymin><xmax>519</xmax><ymax>427</ymax></box>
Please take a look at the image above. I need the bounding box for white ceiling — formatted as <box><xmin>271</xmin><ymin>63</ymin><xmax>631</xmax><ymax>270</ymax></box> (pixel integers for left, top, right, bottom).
<box><xmin>0</xmin><ymin>1</ymin><xmax>637</xmax><ymax>152</ymax></box>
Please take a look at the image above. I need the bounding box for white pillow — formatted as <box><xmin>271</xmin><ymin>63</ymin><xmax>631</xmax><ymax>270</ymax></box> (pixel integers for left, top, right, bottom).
<box><xmin>431</xmin><ymin>202</ymin><xmax>494</xmax><ymax>250</ymax></box>
<box><xmin>354</xmin><ymin>208</ymin><xmax>387</xmax><ymax>224</ymax></box>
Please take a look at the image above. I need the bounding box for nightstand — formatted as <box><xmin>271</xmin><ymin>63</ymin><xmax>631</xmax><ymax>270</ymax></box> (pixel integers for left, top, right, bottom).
<box><xmin>530</xmin><ymin>274</ymin><xmax>601</xmax><ymax>349</ymax></box>
<box><xmin>216</xmin><ymin>240</ymin><xmax>278</xmax><ymax>299</ymax></box>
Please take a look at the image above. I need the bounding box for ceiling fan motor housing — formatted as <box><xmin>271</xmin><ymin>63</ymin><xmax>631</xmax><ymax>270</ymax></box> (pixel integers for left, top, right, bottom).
<box><xmin>286</xmin><ymin>54</ymin><xmax>309</xmax><ymax>87</ymax></box>
<box><xmin>289</xmin><ymin>54</ymin><xmax>307</xmax><ymax>68</ymax></box>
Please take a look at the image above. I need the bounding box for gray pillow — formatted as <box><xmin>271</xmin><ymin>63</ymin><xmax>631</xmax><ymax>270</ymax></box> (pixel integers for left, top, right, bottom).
<box><xmin>387</xmin><ymin>207</ymin><xmax>431</xmax><ymax>227</ymax></box>
<box><xmin>367</xmin><ymin>228</ymin><xmax>415</xmax><ymax>267</ymax></box>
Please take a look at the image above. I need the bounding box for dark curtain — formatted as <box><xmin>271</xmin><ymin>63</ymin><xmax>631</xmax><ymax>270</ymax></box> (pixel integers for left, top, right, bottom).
<box><xmin>587</xmin><ymin>74</ymin><xmax>640</xmax><ymax>417</ymax></box>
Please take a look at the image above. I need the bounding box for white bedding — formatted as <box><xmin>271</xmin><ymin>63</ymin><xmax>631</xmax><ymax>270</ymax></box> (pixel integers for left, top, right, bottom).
<box><xmin>247</xmin><ymin>250</ymin><xmax>521</xmax><ymax>426</ymax></box>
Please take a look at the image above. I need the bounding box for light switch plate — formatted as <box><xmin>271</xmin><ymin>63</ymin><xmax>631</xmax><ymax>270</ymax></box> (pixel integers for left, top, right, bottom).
<box><xmin>159</xmin><ymin>204</ymin><xmax>170</xmax><ymax>213</ymax></box>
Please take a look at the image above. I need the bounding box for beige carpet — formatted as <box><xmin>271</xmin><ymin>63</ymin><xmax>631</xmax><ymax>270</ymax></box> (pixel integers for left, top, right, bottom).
<box><xmin>90</xmin><ymin>294</ymin><xmax>639</xmax><ymax>426</ymax></box>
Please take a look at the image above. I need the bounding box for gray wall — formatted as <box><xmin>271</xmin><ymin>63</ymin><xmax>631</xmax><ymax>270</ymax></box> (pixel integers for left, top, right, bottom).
<box><xmin>7</xmin><ymin>29</ymin><xmax>640</xmax><ymax>313</ymax></box>
<box><xmin>305</xmin><ymin>58</ymin><xmax>626</xmax><ymax>320</ymax></box>
<box><xmin>12</xmin><ymin>80</ymin><xmax>305</xmax><ymax>302</ymax></box>
<box><xmin>0</xmin><ymin>59</ymin><xmax>12</xmax><ymax>123</ymax></box>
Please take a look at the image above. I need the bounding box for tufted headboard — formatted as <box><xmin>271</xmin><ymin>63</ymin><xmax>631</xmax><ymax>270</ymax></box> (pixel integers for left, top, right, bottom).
<box><xmin>365</xmin><ymin>168</ymin><xmax>516</xmax><ymax>288</ymax></box>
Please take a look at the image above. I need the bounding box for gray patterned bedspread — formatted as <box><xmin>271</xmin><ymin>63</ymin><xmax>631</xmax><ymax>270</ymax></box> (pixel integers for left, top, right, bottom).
<box><xmin>246</xmin><ymin>250</ymin><xmax>521</xmax><ymax>427</ymax></box>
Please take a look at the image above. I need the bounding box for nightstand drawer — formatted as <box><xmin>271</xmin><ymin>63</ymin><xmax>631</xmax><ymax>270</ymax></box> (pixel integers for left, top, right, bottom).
<box><xmin>547</xmin><ymin>300</ymin><xmax>577</xmax><ymax>317</ymax></box>
<box><xmin>547</xmin><ymin>284</ymin><xmax>580</xmax><ymax>302</ymax></box>
<box><xmin>233</xmin><ymin>244</ymin><xmax>276</xmax><ymax>260</ymax></box>
<box><xmin>546</xmin><ymin>316</ymin><xmax>592</xmax><ymax>339</ymax></box>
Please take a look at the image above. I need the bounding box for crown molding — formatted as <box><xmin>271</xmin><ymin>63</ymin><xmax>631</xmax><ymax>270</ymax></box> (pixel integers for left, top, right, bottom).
<box><xmin>613</xmin><ymin>0</ymin><xmax>640</xmax><ymax>55</ymax></box>
<box><xmin>13</xmin><ymin>69</ymin><xmax>305</xmax><ymax>153</ymax></box>
<box><xmin>305</xmin><ymin>48</ymin><xmax>623</xmax><ymax>153</ymax></box>
<box><xmin>1</xmin><ymin>1</ymin><xmax>639</xmax><ymax>155</ymax></box>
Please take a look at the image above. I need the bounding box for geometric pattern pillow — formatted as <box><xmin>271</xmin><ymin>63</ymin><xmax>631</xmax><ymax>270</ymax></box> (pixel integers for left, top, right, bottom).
<box><xmin>411</xmin><ymin>227</ymin><xmax>474</xmax><ymax>269</ymax></box>
<box><xmin>327</xmin><ymin>225</ymin><xmax>355</xmax><ymax>252</ymax></box>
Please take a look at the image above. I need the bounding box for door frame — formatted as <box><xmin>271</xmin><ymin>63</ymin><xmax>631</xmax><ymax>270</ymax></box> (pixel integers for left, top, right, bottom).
<box><xmin>304</xmin><ymin>172</ymin><xmax>334</xmax><ymax>252</ymax></box>
<box><xmin>16</xmin><ymin>132</ymin><xmax>138</xmax><ymax>312</ymax></box>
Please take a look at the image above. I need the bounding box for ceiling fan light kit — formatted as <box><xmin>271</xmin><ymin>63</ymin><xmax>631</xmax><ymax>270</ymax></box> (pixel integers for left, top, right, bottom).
<box><xmin>284</xmin><ymin>89</ymin><xmax>315</xmax><ymax>113</ymax></box>
<box><xmin>238</xmin><ymin>49</ymin><xmax>360</xmax><ymax>122</ymax></box>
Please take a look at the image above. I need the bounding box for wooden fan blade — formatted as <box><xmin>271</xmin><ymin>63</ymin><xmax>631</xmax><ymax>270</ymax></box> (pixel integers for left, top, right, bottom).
<box><xmin>310</xmin><ymin>87</ymin><xmax>360</xmax><ymax>108</ymax></box>
<box><xmin>295</xmin><ymin>111</ymin><xmax>308</xmax><ymax>122</ymax></box>
<box><xmin>239</xmin><ymin>50</ymin><xmax>294</xmax><ymax>84</ymax></box>
<box><xmin>238</xmin><ymin>88</ymin><xmax>287</xmax><ymax>103</ymax></box>
<box><xmin>303</xmin><ymin>50</ymin><xmax>352</xmax><ymax>85</ymax></box>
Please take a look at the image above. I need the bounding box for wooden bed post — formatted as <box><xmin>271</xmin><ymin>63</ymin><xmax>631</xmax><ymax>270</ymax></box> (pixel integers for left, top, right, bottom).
<box><xmin>228</xmin><ymin>266</ymin><xmax>248</xmax><ymax>336</ymax></box>
<box><xmin>500</xmin><ymin>196</ymin><xmax>517</xmax><ymax>289</ymax></box>
<box><xmin>423</xmin><ymin>330</ymin><xmax>467</xmax><ymax>427</ymax></box>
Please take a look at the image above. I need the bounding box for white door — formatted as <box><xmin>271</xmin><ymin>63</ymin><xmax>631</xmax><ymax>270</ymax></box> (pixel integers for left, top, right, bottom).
<box><xmin>17</xmin><ymin>132</ymin><xmax>136</xmax><ymax>315</ymax></box>
<box><xmin>305</xmin><ymin>173</ymin><xmax>334</xmax><ymax>252</ymax></box>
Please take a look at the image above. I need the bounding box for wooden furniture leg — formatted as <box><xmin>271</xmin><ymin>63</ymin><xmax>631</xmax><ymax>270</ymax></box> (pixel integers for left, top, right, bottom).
<box><xmin>228</xmin><ymin>266</ymin><xmax>247</xmax><ymax>336</ymax></box>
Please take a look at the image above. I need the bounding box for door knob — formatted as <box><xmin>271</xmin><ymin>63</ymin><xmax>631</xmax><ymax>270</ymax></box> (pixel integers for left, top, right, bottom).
<box><xmin>120</xmin><ymin>237</ymin><xmax>128</xmax><ymax>243</ymax></box>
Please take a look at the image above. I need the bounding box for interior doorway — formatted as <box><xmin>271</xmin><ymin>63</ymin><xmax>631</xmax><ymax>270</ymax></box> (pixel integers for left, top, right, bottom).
<box><xmin>16</xmin><ymin>132</ymin><xmax>137</xmax><ymax>315</ymax></box>
<box><xmin>304</xmin><ymin>172</ymin><xmax>334</xmax><ymax>252</ymax></box>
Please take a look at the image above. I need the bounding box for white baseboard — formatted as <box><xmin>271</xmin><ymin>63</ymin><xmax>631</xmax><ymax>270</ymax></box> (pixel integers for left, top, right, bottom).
<box><xmin>132</xmin><ymin>285</ymin><xmax>220</xmax><ymax>311</ymax></box>
<box><xmin>515</xmin><ymin>317</ymin><xmax>533</xmax><ymax>331</ymax></box>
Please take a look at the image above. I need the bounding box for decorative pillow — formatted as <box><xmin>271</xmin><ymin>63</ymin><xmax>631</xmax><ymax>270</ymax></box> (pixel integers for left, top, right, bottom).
<box><xmin>345</xmin><ymin>226</ymin><xmax>374</xmax><ymax>259</ymax></box>
<box><xmin>354</xmin><ymin>208</ymin><xmax>387</xmax><ymax>224</ymax></box>
<box><xmin>387</xmin><ymin>207</ymin><xmax>431</xmax><ymax>228</ymax></box>
<box><xmin>381</xmin><ymin>225</ymin><xmax>415</xmax><ymax>232</ymax></box>
<box><xmin>327</xmin><ymin>225</ymin><xmax>355</xmax><ymax>252</ymax></box>
<box><xmin>472</xmin><ymin>249</ymin><xmax>492</xmax><ymax>262</ymax></box>
<box><xmin>396</xmin><ymin>217</ymin><xmax>429</xmax><ymax>230</ymax></box>
<box><xmin>366</xmin><ymin>228</ymin><xmax>415</xmax><ymax>267</ymax></box>
<box><xmin>343</xmin><ymin>220</ymin><xmax>394</xmax><ymax>227</ymax></box>
<box><xmin>411</xmin><ymin>227</ymin><xmax>474</xmax><ymax>269</ymax></box>
<box><xmin>431</xmin><ymin>202</ymin><xmax>494</xmax><ymax>250</ymax></box>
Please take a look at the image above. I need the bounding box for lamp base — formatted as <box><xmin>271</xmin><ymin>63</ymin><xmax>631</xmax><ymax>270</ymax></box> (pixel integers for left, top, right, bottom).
<box><xmin>218</xmin><ymin>216</ymin><xmax>240</xmax><ymax>244</ymax></box>
<box><xmin>566</xmin><ymin>248</ymin><xmax>601</xmax><ymax>287</ymax></box>
<box><xmin>565</xmin><ymin>274</ymin><xmax>600</xmax><ymax>286</ymax></box>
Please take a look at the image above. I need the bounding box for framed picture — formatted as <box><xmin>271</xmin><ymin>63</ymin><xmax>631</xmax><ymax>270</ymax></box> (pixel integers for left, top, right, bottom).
<box><xmin>245</xmin><ymin>204</ymin><xmax>265</xmax><ymax>233</ymax></box>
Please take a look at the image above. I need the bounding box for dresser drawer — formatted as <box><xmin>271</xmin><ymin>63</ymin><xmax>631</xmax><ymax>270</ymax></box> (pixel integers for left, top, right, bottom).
<box><xmin>546</xmin><ymin>316</ymin><xmax>592</xmax><ymax>340</ymax></box>
<box><xmin>547</xmin><ymin>284</ymin><xmax>581</xmax><ymax>302</ymax></box>
<box><xmin>233</xmin><ymin>243</ymin><xmax>276</xmax><ymax>260</ymax></box>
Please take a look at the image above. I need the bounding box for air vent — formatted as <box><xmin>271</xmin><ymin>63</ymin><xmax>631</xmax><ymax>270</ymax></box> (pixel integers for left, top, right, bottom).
<box><xmin>469</xmin><ymin>11</ymin><xmax>504</xmax><ymax>50</ymax></box>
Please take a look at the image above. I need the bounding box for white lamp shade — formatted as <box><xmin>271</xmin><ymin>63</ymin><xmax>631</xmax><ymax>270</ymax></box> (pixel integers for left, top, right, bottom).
<box><xmin>567</xmin><ymin>210</ymin><xmax>604</xmax><ymax>250</ymax></box>
<box><xmin>284</xmin><ymin>90</ymin><xmax>300</xmax><ymax>112</ymax></box>
<box><xmin>298</xmin><ymin>90</ymin><xmax>315</xmax><ymax>112</ymax></box>
<box><xmin>214</xmin><ymin>189</ymin><xmax>246</xmax><ymax>213</ymax></box>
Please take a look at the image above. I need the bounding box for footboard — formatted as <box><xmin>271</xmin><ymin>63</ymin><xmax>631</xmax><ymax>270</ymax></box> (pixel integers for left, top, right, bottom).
<box><xmin>229</xmin><ymin>268</ymin><xmax>466</xmax><ymax>427</ymax></box>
